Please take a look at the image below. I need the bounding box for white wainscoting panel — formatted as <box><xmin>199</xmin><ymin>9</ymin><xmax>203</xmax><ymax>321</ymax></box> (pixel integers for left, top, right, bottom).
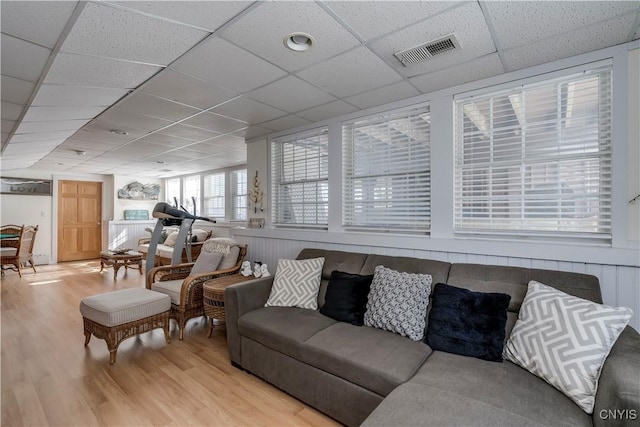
<box><xmin>231</xmin><ymin>234</ymin><xmax>640</xmax><ymax>332</ymax></box>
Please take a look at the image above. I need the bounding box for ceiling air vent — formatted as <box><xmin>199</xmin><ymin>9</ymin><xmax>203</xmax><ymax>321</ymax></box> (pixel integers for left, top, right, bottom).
<box><xmin>394</xmin><ymin>34</ymin><xmax>460</xmax><ymax>67</ymax></box>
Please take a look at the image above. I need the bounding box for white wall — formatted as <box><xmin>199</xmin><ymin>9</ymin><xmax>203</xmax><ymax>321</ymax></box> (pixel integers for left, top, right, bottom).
<box><xmin>238</xmin><ymin>42</ymin><xmax>640</xmax><ymax>331</ymax></box>
<box><xmin>112</xmin><ymin>175</ymin><xmax>162</xmax><ymax>220</ymax></box>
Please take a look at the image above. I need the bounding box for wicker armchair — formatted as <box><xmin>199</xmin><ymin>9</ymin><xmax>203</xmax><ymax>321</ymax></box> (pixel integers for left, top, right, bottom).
<box><xmin>1</xmin><ymin>224</ymin><xmax>38</xmax><ymax>277</ymax></box>
<box><xmin>146</xmin><ymin>244</ymin><xmax>247</xmax><ymax>339</ymax></box>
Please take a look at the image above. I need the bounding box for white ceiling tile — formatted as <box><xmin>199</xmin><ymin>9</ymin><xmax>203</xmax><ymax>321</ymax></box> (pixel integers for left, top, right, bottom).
<box><xmin>112</xmin><ymin>1</ymin><xmax>253</xmax><ymax>33</ymax></box>
<box><xmin>258</xmin><ymin>115</ymin><xmax>312</xmax><ymax>133</ymax></box>
<box><xmin>327</xmin><ymin>1</ymin><xmax>458</xmax><ymax>42</ymax></box>
<box><xmin>1</xmin><ymin>34</ymin><xmax>52</xmax><ymax>82</ymax></box>
<box><xmin>158</xmin><ymin>124</ymin><xmax>221</xmax><ymax>142</ymax></box>
<box><xmin>1</xmin><ymin>76</ymin><xmax>36</xmax><ymax>105</ymax></box>
<box><xmin>118</xmin><ymin>92</ymin><xmax>200</xmax><ymax>122</ymax></box>
<box><xmin>15</xmin><ymin>119</ymin><xmax>91</xmax><ymax>134</ymax></box>
<box><xmin>345</xmin><ymin>81</ymin><xmax>420</xmax><ymax>109</ymax></box>
<box><xmin>297</xmin><ymin>101</ymin><xmax>359</xmax><ymax>123</ymax></box>
<box><xmin>0</xmin><ymin>1</ymin><xmax>77</xmax><ymax>48</ymax></box>
<box><xmin>210</xmin><ymin>97</ymin><xmax>287</xmax><ymax>124</ymax></box>
<box><xmin>1</xmin><ymin>132</ymin><xmax>9</xmax><ymax>144</ymax></box>
<box><xmin>246</xmin><ymin>76</ymin><xmax>337</xmax><ymax>114</ymax></box>
<box><xmin>32</xmin><ymin>85</ymin><xmax>129</xmax><ymax>107</ymax></box>
<box><xmin>182</xmin><ymin>111</ymin><xmax>247</xmax><ymax>134</ymax></box>
<box><xmin>135</xmin><ymin>132</ymin><xmax>194</xmax><ymax>148</ymax></box>
<box><xmin>89</xmin><ymin>110</ymin><xmax>172</xmax><ymax>133</ymax></box>
<box><xmin>410</xmin><ymin>53</ymin><xmax>505</xmax><ymax>94</ymax></box>
<box><xmin>369</xmin><ymin>2</ymin><xmax>495</xmax><ymax>78</ymax></box>
<box><xmin>44</xmin><ymin>52</ymin><xmax>162</xmax><ymax>88</ymax></box>
<box><xmin>61</xmin><ymin>2</ymin><xmax>207</xmax><ymax>66</ymax></box>
<box><xmin>297</xmin><ymin>46</ymin><xmax>403</xmax><ymax>97</ymax></box>
<box><xmin>172</xmin><ymin>37</ymin><xmax>287</xmax><ymax>93</ymax></box>
<box><xmin>230</xmin><ymin>126</ymin><xmax>271</xmax><ymax>140</ymax></box>
<box><xmin>503</xmin><ymin>14</ymin><xmax>638</xmax><ymax>72</ymax></box>
<box><xmin>22</xmin><ymin>106</ymin><xmax>105</xmax><ymax>122</ymax></box>
<box><xmin>11</xmin><ymin>130</ymin><xmax>78</xmax><ymax>143</ymax></box>
<box><xmin>141</xmin><ymin>69</ymin><xmax>238</xmax><ymax>110</ymax></box>
<box><xmin>222</xmin><ymin>1</ymin><xmax>360</xmax><ymax>72</ymax></box>
<box><xmin>1</xmin><ymin>102</ymin><xmax>24</xmax><ymax>121</ymax></box>
<box><xmin>486</xmin><ymin>1</ymin><xmax>640</xmax><ymax>50</ymax></box>
<box><xmin>1</xmin><ymin>120</ymin><xmax>15</xmax><ymax>134</ymax></box>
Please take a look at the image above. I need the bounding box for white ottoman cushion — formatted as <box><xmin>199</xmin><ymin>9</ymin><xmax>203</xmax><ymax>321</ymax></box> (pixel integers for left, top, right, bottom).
<box><xmin>80</xmin><ymin>288</ymin><xmax>170</xmax><ymax>327</ymax></box>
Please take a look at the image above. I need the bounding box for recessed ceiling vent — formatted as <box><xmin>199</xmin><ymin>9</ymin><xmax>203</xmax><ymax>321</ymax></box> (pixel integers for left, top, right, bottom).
<box><xmin>394</xmin><ymin>33</ymin><xmax>460</xmax><ymax>67</ymax></box>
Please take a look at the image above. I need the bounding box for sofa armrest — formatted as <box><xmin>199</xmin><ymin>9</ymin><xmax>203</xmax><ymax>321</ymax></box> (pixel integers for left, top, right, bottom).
<box><xmin>224</xmin><ymin>276</ymin><xmax>274</xmax><ymax>366</ymax></box>
<box><xmin>593</xmin><ymin>326</ymin><xmax>640</xmax><ymax>426</ymax></box>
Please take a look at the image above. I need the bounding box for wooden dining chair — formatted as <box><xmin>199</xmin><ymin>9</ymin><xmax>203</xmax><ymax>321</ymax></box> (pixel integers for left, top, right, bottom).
<box><xmin>1</xmin><ymin>225</ymin><xmax>38</xmax><ymax>277</ymax></box>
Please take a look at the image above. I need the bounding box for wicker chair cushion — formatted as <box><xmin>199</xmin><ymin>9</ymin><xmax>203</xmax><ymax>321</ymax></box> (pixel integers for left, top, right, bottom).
<box><xmin>151</xmin><ymin>280</ymin><xmax>183</xmax><ymax>305</ymax></box>
<box><xmin>1</xmin><ymin>247</ymin><xmax>17</xmax><ymax>256</ymax></box>
<box><xmin>80</xmin><ymin>288</ymin><xmax>170</xmax><ymax>327</ymax></box>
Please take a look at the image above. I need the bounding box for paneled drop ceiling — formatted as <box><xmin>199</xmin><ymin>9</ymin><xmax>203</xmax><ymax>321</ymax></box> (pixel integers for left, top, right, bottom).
<box><xmin>1</xmin><ymin>1</ymin><xmax>639</xmax><ymax>178</ymax></box>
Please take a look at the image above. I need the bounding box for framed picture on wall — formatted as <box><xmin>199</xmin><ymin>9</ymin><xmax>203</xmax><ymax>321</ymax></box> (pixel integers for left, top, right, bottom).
<box><xmin>0</xmin><ymin>177</ymin><xmax>52</xmax><ymax>196</ymax></box>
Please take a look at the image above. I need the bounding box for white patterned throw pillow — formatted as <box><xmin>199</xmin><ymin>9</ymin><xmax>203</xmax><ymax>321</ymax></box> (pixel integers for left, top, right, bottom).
<box><xmin>364</xmin><ymin>266</ymin><xmax>432</xmax><ymax>341</ymax></box>
<box><xmin>265</xmin><ymin>257</ymin><xmax>325</xmax><ymax>310</ymax></box>
<box><xmin>503</xmin><ymin>280</ymin><xmax>632</xmax><ymax>413</ymax></box>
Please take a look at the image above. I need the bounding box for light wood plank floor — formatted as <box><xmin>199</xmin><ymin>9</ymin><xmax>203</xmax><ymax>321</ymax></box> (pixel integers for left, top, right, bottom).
<box><xmin>1</xmin><ymin>261</ymin><xmax>342</xmax><ymax>426</ymax></box>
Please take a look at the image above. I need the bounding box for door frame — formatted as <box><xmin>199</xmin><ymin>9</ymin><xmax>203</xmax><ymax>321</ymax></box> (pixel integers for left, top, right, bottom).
<box><xmin>52</xmin><ymin>175</ymin><xmax>112</xmax><ymax>263</ymax></box>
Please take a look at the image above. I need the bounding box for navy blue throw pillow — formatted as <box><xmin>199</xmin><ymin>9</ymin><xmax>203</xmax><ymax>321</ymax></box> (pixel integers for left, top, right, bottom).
<box><xmin>426</xmin><ymin>283</ymin><xmax>511</xmax><ymax>362</ymax></box>
<box><xmin>320</xmin><ymin>270</ymin><xmax>374</xmax><ymax>326</ymax></box>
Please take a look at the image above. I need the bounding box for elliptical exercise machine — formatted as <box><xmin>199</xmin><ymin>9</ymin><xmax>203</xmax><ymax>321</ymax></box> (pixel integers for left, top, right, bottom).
<box><xmin>145</xmin><ymin>199</ymin><xmax>215</xmax><ymax>272</ymax></box>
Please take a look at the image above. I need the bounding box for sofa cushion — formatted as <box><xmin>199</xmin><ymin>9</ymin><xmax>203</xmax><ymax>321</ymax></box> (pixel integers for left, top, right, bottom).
<box><xmin>190</xmin><ymin>251</ymin><xmax>223</xmax><ymax>275</ymax></box>
<box><xmin>304</xmin><ymin>322</ymin><xmax>432</xmax><ymax>397</ymax></box>
<box><xmin>238</xmin><ymin>306</ymin><xmax>337</xmax><ymax>360</ymax></box>
<box><xmin>296</xmin><ymin>249</ymin><xmax>370</xmax><ymax>308</ymax></box>
<box><xmin>399</xmin><ymin>351</ymin><xmax>592</xmax><ymax>426</ymax></box>
<box><xmin>266</xmin><ymin>258</ymin><xmax>325</xmax><ymax>309</ymax></box>
<box><xmin>503</xmin><ymin>280</ymin><xmax>632</xmax><ymax>413</ymax></box>
<box><xmin>319</xmin><ymin>270</ymin><xmax>373</xmax><ymax>326</ymax></box>
<box><xmin>426</xmin><ymin>283</ymin><xmax>511</xmax><ymax>362</ymax></box>
<box><xmin>163</xmin><ymin>231</ymin><xmax>180</xmax><ymax>247</ymax></box>
<box><xmin>151</xmin><ymin>279</ymin><xmax>183</xmax><ymax>305</ymax></box>
<box><xmin>364</xmin><ymin>266</ymin><xmax>432</xmax><ymax>341</ymax></box>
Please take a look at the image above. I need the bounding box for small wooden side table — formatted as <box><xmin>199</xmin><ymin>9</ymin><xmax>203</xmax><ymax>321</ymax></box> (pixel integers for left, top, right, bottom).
<box><xmin>99</xmin><ymin>251</ymin><xmax>143</xmax><ymax>280</ymax></box>
<box><xmin>203</xmin><ymin>274</ymin><xmax>257</xmax><ymax>337</ymax></box>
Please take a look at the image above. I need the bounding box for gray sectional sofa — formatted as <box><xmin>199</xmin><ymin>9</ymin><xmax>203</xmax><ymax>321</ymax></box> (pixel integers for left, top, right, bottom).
<box><xmin>225</xmin><ymin>248</ymin><xmax>640</xmax><ymax>426</ymax></box>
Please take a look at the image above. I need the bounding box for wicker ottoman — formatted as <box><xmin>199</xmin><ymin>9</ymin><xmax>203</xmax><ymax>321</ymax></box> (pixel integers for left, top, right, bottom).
<box><xmin>80</xmin><ymin>288</ymin><xmax>171</xmax><ymax>364</ymax></box>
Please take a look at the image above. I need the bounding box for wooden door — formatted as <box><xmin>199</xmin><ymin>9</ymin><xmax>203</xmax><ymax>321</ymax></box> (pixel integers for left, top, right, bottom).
<box><xmin>58</xmin><ymin>180</ymin><xmax>102</xmax><ymax>261</ymax></box>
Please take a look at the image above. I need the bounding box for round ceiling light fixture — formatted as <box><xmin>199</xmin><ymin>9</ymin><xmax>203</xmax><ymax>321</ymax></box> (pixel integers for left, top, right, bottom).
<box><xmin>284</xmin><ymin>32</ymin><xmax>315</xmax><ymax>52</ymax></box>
<box><xmin>110</xmin><ymin>129</ymin><xmax>128</xmax><ymax>135</ymax></box>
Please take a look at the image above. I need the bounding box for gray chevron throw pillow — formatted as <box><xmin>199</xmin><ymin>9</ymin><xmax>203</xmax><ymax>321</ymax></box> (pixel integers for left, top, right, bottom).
<box><xmin>265</xmin><ymin>257</ymin><xmax>325</xmax><ymax>310</ymax></box>
<box><xmin>503</xmin><ymin>280</ymin><xmax>632</xmax><ymax>413</ymax></box>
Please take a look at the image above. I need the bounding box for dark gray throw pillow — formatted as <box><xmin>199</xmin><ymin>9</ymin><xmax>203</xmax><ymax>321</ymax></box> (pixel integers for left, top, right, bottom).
<box><xmin>426</xmin><ymin>283</ymin><xmax>511</xmax><ymax>362</ymax></box>
<box><xmin>320</xmin><ymin>270</ymin><xmax>374</xmax><ymax>326</ymax></box>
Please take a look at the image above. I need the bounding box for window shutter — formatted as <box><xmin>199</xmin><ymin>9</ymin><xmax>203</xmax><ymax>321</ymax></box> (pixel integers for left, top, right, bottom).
<box><xmin>454</xmin><ymin>67</ymin><xmax>612</xmax><ymax>241</ymax></box>
<box><xmin>271</xmin><ymin>128</ymin><xmax>329</xmax><ymax>227</ymax></box>
<box><xmin>342</xmin><ymin>104</ymin><xmax>431</xmax><ymax>232</ymax></box>
<box><xmin>231</xmin><ymin>169</ymin><xmax>247</xmax><ymax>221</ymax></box>
<box><xmin>203</xmin><ymin>172</ymin><xmax>225</xmax><ymax>218</ymax></box>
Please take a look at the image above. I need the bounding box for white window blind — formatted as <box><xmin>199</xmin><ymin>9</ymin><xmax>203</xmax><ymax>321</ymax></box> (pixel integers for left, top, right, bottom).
<box><xmin>454</xmin><ymin>67</ymin><xmax>612</xmax><ymax>241</ymax></box>
<box><xmin>165</xmin><ymin>178</ymin><xmax>180</xmax><ymax>206</ymax></box>
<box><xmin>271</xmin><ymin>128</ymin><xmax>328</xmax><ymax>227</ymax></box>
<box><xmin>182</xmin><ymin>174</ymin><xmax>200</xmax><ymax>215</ymax></box>
<box><xmin>231</xmin><ymin>169</ymin><xmax>247</xmax><ymax>221</ymax></box>
<box><xmin>343</xmin><ymin>105</ymin><xmax>431</xmax><ymax>232</ymax></box>
<box><xmin>203</xmin><ymin>172</ymin><xmax>225</xmax><ymax>218</ymax></box>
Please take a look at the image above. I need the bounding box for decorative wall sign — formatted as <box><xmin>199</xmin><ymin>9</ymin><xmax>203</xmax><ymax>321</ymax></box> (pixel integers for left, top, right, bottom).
<box><xmin>117</xmin><ymin>181</ymin><xmax>160</xmax><ymax>200</ymax></box>
<box><xmin>0</xmin><ymin>177</ymin><xmax>52</xmax><ymax>196</ymax></box>
<box><xmin>248</xmin><ymin>171</ymin><xmax>265</xmax><ymax>213</ymax></box>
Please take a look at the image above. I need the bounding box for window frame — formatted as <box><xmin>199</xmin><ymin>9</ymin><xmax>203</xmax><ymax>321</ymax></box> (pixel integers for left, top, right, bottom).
<box><xmin>342</xmin><ymin>103</ymin><xmax>432</xmax><ymax>233</ymax></box>
<box><xmin>270</xmin><ymin>127</ymin><xmax>329</xmax><ymax>229</ymax></box>
<box><xmin>453</xmin><ymin>66</ymin><xmax>613</xmax><ymax>242</ymax></box>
